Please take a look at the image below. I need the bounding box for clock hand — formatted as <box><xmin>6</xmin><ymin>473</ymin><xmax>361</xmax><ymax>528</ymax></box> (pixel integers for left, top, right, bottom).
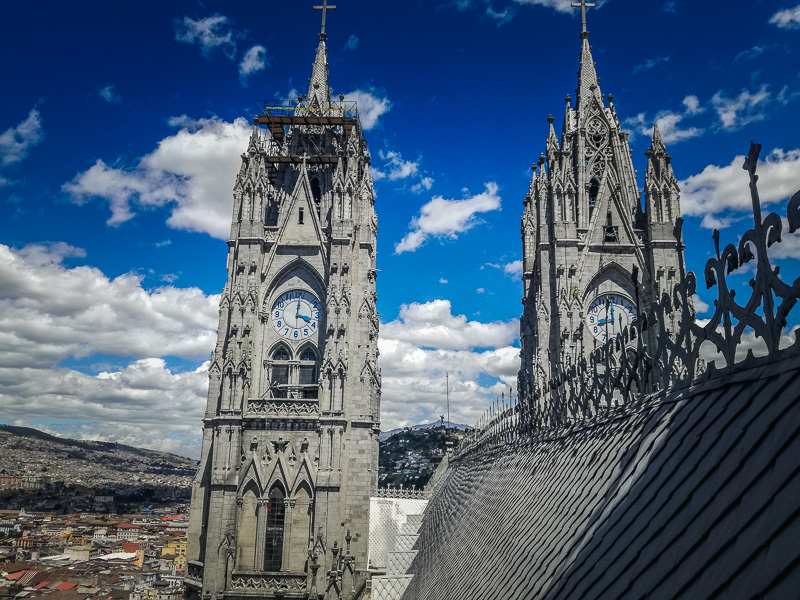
<box><xmin>298</xmin><ymin>314</ymin><xmax>311</xmax><ymax>323</ymax></box>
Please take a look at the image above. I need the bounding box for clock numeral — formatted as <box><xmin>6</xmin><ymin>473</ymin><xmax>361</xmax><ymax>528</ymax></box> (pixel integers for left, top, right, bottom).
<box><xmin>276</xmin><ymin>321</ymin><xmax>282</xmax><ymax>328</ymax></box>
<box><xmin>274</xmin><ymin>311</ymin><xmax>279</xmax><ymax>318</ymax></box>
<box><xmin>303</xmin><ymin>328</ymin><xmax>309</xmax><ymax>336</ymax></box>
<box><xmin>294</xmin><ymin>331</ymin><xmax>299</xmax><ymax>338</ymax></box>
<box><xmin>311</xmin><ymin>322</ymin><xmax>316</xmax><ymax>329</ymax></box>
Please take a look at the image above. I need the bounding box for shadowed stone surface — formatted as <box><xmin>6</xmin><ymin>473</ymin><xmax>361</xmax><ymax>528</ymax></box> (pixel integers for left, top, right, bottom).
<box><xmin>401</xmin><ymin>352</ymin><xmax>800</xmax><ymax>599</ymax></box>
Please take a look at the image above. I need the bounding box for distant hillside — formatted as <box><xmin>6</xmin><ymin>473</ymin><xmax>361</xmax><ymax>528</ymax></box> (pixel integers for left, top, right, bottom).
<box><xmin>0</xmin><ymin>424</ymin><xmax>199</xmax><ymax>489</ymax></box>
<box><xmin>380</xmin><ymin>421</ymin><xmax>471</xmax><ymax>442</ymax></box>
<box><xmin>379</xmin><ymin>426</ymin><xmax>462</xmax><ymax>489</ymax></box>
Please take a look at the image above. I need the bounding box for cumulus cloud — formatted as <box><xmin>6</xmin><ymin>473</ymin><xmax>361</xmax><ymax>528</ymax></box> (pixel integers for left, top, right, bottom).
<box><xmin>395</xmin><ymin>182</ymin><xmax>501</xmax><ymax>253</ymax></box>
<box><xmin>770</xmin><ymin>5</ymin><xmax>800</xmax><ymax>29</ymax></box>
<box><xmin>0</xmin><ymin>242</ymin><xmax>218</xmax><ymax>365</ymax></box>
<box><xmin>711</xmin><ymin>84</ymin><xmax>771</xmax><ymax>130</ymax></box>
<box><xmin>379</xmin><ymin>299</ymin><xmax>519</xmax><ymax>429</ymax></box>
<box><xmin>624</xmin><ymin>95</ymin><xmax>704</xmax><ymax>144</ymax></box>
<box><xmin>0</xmin><ymin>108</ymin><xmax>43</xmax><ymax>166</ymax></box>
<box><xmin>343</xmin><ymin>89</ymin><xmax>391</xmax><ymax>130</ymax></box>
<box><xmin>63</xmin><ymin>115</ymin><xmax>251</xmax><ymax>239</ymax></box>
<box><xmin>174</xmin><ymin>14</ymin><xmax>240</xmax><ymax>58</ymax></box>
<box><xmin>411</xmin><ymin>177</ymin><xmax>435</xmax><ymax>193</ymax></box>
<box><xmin>2</xmin><ymin>359</ymin><xmax>209</xmax><ymax>457</ymax></box>
<box><xmin>239</xmin><ymin>45</ymin><xmax>267</xmax><ymax>79</ymax></box>
<box><xmin>99</xmin><ymin>84</ymin><xmax>121</xmax><ymax>103</ymax></box>
<box><xmin>0</xmin><ymin>242</ymin><xmax>220</xmax><ymax>456</ymax></box>
<box><xmin>383</xmin><ymin>300</ymin><xmax>518</xmax><ymax>350</ymax></box>
<box><xmin>679</xmin><ymin>148</ymin><xmax>800</xmax><ymax>229</ymax></box>
<box><xmin>377</xmin><ymin>150</ymin><xmax>418</xmax><ymax>180</ymax></box>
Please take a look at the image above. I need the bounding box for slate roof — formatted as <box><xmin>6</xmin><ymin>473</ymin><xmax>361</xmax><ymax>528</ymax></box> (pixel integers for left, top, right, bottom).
<box><xmin>402</xmin><ymin>351</ymin><xmax>800</xmax><ymax>599</ymax></box>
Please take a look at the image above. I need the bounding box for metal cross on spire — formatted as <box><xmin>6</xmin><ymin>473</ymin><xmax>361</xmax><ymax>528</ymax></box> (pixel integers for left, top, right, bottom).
<box><xmin>313</xmin><ymin>0</ymin><xmax>337</xmax><ymax>39</ymax></box>
<box><xmin>570</xmin><ymin>0</ymin><xmax>596</xmax><ymax>35</ymax></box>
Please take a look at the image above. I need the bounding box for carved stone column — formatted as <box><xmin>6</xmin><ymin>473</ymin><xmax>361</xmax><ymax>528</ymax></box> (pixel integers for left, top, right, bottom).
<box><xmin>282</xmin><ymin>499</ymin><xmax>295</xmax><ymax>570</ymax></box>
<box><xmin>255</xmin><ymin>498</ymin><xmax>268</xmax><ymax>569</ymax></box>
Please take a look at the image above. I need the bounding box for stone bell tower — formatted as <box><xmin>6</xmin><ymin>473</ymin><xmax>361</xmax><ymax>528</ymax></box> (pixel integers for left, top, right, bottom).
<box><xmin>184</xmin><ymin>8</ymin><xmax>381</xmax><ymax>600</ymax></box>
<box><xmin>518</xmin><ymin>0</ymin><xmax>685</xmax><ymax>403</ymax></box>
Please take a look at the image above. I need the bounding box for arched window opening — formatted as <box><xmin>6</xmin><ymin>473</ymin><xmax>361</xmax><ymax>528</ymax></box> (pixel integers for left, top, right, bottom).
<box><xmin>299</xmin><ymin>346</ymin><xmax>319</xmax><ymax>399</ymax></box>
<box><xmin>664</xmin><ymin>192</ymin><xmax>672</xmax><ymax>222</ymax></box>
<box><xmin>310</xmin><ymin>178</ymin><xmax>322</xmax><ymax>208</ymax></box>
<box><xmin>266</xmin><ymin>196</ymin><xmax>279</xmax><ymax>226</ymax></box>
<box><xmin>588</xmin><ymin>178</ymin><xmax>600</xmax><ymax>219</ymax></box>
<box><xmin>270</xmin><ymin>346</ymin><xmax>290</xmax><ymax>399</ymax></box>
<box><xmin>264</xmin><ymin>486</ymin><xmax>285</xmax><ymax>571</ymax></box>
<box><xmin>603</xmin><ymin>209</ymin><xmax>619</xmax><ymax>243</ymax></box>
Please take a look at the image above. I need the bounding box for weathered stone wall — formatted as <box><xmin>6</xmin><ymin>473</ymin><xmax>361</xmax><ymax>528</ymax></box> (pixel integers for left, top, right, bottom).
<box><xmin>403</xmin><ymin>351</ymin><xmax>800</xmax><ymax>599</ymax></box>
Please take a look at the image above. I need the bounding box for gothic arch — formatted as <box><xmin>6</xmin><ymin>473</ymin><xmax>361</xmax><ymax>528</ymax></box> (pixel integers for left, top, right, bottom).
<box><xmin>235</xmin><ymin>480</ymin><xmax>259</xmax><ymax>570</ymax></box>
<box><xmin>262</xmin><ymin>259</ymin><xmax>325</xmax><ymax>311</ymax></box>
<box><xmin>582</xmin><ymin>261</ymin><xmax>637</xmax><ymax>303</ymax></box>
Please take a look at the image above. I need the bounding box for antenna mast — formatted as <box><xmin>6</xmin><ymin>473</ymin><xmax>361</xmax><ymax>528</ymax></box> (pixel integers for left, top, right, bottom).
<box><xmin>446</xmin><ymin>372</ymin><xmax>450</xmax><ymax>430</ymax></box>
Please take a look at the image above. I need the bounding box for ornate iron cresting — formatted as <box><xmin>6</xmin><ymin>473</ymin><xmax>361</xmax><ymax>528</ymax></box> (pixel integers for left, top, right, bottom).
<box><xmin>374</xmin><ymin>486</ymin><xmax>429</xmax><ymax>500</ymax></box>
<box><xmin>457</xmin><ymin>143</ymin><xmax>800</xmax><ymax>457</ymax></box>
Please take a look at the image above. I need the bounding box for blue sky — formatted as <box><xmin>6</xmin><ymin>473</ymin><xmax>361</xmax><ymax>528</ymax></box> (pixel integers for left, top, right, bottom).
<box><xmin>1</xmin><ymin>0</ymin><xmax>799</xmax><ymax>457</ymax></box>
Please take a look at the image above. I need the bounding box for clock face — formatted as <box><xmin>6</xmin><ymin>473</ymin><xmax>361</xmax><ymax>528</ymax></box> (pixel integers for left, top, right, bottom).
<box><xmin>271</xmin><ymin>290</ymin><xmax>321</xmax><ymax>340</ymax></box>
<box><xmin>585</xmin><ymin>293</ymin><xmax>637</xmax><ymax>342</ymax></box>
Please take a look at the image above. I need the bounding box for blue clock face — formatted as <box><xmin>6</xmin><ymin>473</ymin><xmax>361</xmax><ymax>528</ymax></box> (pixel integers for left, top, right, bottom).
<box><xmin>585</xmin><ymin>293</ymin><xmax>637</xmax><ymax>342</ymax></box>
<box><xmin>271</xmin><ymin>290</ymin><xmax>321</xmax><ymax>340</ymax></box>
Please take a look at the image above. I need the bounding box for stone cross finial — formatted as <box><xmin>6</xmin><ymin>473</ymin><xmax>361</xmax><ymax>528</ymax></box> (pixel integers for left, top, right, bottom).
<box><xmin>313</xmin><ymin>0</ymin><xmax>337</xmax><ymax>38</ymax></box>
<box><xmin>570</xmin><ymin>0</ymin><xmax>596</xmax><ymax>34</ymax></box>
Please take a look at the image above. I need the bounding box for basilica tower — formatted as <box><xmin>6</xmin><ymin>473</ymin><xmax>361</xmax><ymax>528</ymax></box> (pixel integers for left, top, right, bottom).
<box><xmin>184</xmin><ymin>11</ymin><xmax>380</xmax><ymax>600</ymax></box>
<box><xmin>518</xmin><ymin>2</ymin><xmax>685</xmax><ymax>405</ymax></box>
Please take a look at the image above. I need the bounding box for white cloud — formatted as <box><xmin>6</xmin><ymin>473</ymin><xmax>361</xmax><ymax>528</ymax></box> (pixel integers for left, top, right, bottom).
<box><xmin>486</xmin><ymin>260</ymin><xmax>523</xmax><ymax>276</ymax></box>
<box><xmin>1</xmin><ymin>359</ymin><xmax>209</xmax><ymax>457</ymax></box>
<box><xmin>504</xmin><ymin>260</ymin><xmax>523</xmax><ymax>276</ymax></box>
<box><xmin>395</xmin><ymin>182</ymin><xmax>501</xmax><ymax>253</ymax></box>
<box><xmin>378</xmin><ymin>299</ymin><xmax>520</xmax><ymax>429</ymax></box>
<box><xmin>63</xmin><ymin>115</ymin><xmax>251</xmax><ymax>239</ymax></box>
<box><xmin>439</xmin><ymin>278</ymin><xmax>448</xmax><ymax>284</ymax></box>
<box><xmin>344</xmin><ymin>34</ymin><xmax>359</xmax><ymax>50</ymax></box>
<box><xmin>343</xmin><ymin>89</ymin><xmax>391</xmax><ymax>130</ymax></box>
<box><xmin>623</xmin><ymin>95</ymin><xmax>703</xmax><ymax>144</ymax></box>
<box><xmin>486</xmin><ymin>5</ymin><xmax>516</xmax><ymax>24</ymax></box>
<box><xmin>733</xmin><ymin>44</ymin><xmax>776</xmax><ymax>62</ymax></box>
<box><xmin>0</xmin><ymin>242</ymin><xmax>220</xmax><ymax>456</ymax></box>
<box><xmin>379</xmin><ymin>150</ymin><xmax>418</xmax><ymax>180</ymax></box>
<box><xmin>770</xmin><ymin>5</ymin><xmax>800</xmax><ymax>29</ymax></box>
<box><xmin>99</xmin><ymin>84</ymin><xmax>121</xmax><ymax>103</ymax></box>
<box><xmin>411</xmin><ymin>176</ymin><xmax>435</xmax><ymax>193</ymax></box>
<box><xmin>0</xmin><ymin>108</ymin><xmax>43</xmax><ymax>166</ymax></box>
<box><xmin>174</xmin><ymin>14</ymin><xmax>239</xmax><ymax>58</ymax></box>
<box><xmin>512</xmin><ymin>0</ymin><xmax>605</xmax><ymax>13</ymax></box>
<box><xmin>679</xmin><ymin>148</ymin><xmax>800</xmax><ymax>228</ymax></box>
<box><xmin>682</xmin><ymin>94</ymin><xmax>703</xmax><ymax>115</ymax></box>
<box><xmin>382</xmin><ymin>300</ymin><xmax>518</xmax><ymax>350</ymax></box>
<box><xmin>0</xmin><ymin>242</ymin><xmax>219</xmax><ymax>365</ymax></box>
<box><xmin>711</xmin><ymin>84</ymin><xmax>771</xmax><ymax>130</ymax></box>
<box><xmin>239</xmin><ymin>45</ymin><xmax>267</xmax><ymax>79</ymax></box>
<box><xmin>633</xmin><ymin>55</ymin><xmax>670</xmax><ymax>73</ymax></box>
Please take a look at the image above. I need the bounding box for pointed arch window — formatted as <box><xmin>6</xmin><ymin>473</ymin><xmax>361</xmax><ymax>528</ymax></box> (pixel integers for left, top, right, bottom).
<box><xmin>310</xmin><ymin>178</ymin><xmax>322</xmax><ymax>209</ymax></box>
<box><xmin>299</xmin><ymin>346</ymin><xmax>319</xmax><ymax>399</ymax></box>
<box><xmin>588</xmin><ymin>178</ymin><xmax>600</xmax><ymax>219</ymax></box>
<box><xmin>266</xmin><ymin>195</ymin><xmax>279</xmax><ymax>227</ymax></box>
<box><xmin>264</xmin><ymin>486</ymin><xmax>285</xmax><ymax>571</ymax></box>
<box><xmin>270</xmin><ymin>346</ymin><xmax>290</xmax><ymax>399</ymax></box>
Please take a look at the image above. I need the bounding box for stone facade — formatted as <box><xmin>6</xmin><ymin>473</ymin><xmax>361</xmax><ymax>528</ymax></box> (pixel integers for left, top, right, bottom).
<box><xmin>185</xmin><ymin>29</ymin><xmax>380</xmax><ymax>600</ymax></box>
<box><xmin>518</xmin><ymin>29</ymin><xmax>686</xmax><ymax>408</ymax></box>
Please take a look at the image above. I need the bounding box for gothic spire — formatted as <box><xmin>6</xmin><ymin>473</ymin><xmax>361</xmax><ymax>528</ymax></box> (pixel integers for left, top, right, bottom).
<box><xmin>576</xmin><ymin>35</ymin><xmax>602</xmax><ymax>110</ymax></box>
<box><xmin>305</xmin><ymin>37</ymin><xmax>331</xmax><ymax>110</ymax></box>
<box><xmin>651</xmin><ymin>122</ymin><xmax>665</xmax><ymax>152</ymax></box>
